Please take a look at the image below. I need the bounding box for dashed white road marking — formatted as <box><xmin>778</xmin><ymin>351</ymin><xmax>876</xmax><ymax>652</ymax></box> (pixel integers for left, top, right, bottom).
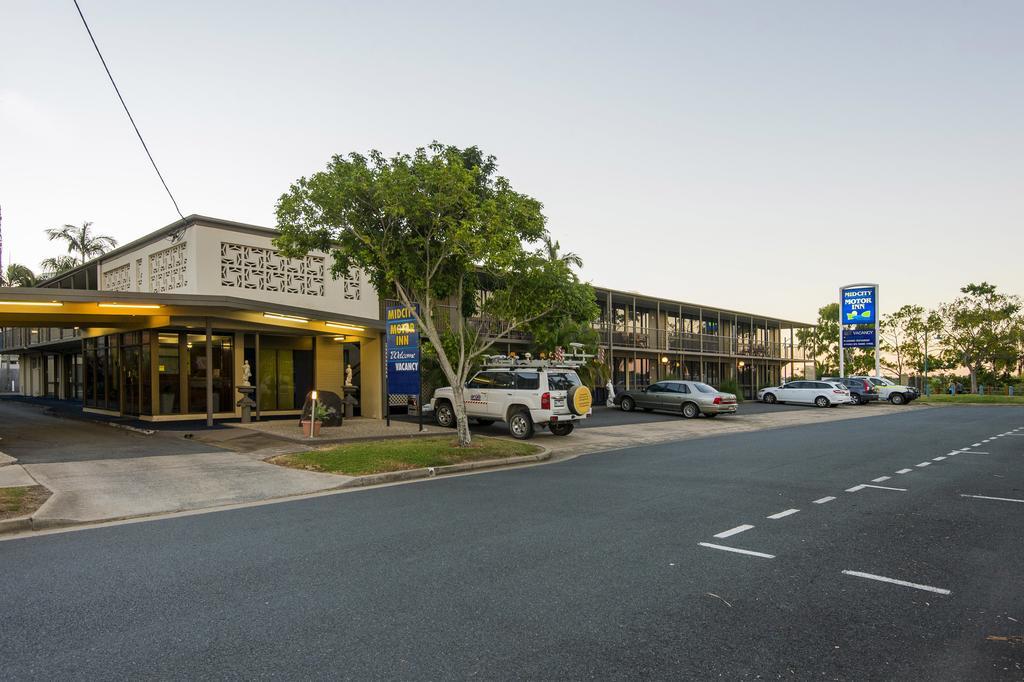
<box><xmin>813</xmin><ymin>496</ymin><xmax>836</xmax><ymax>504</ymax></box>
<box><xmin>871</xmin><ymin>476</ymin><xmax>891</xmax><ymax>483</ymax></box>
<box><xmin>714</xmin><ymin>524</ymin><xmax>754</xmax><ymax>539</ymax></box>
<box><xmin>960</xmin><ymin>494</ymin><xmax>1024</xmax><ymax>504</ymax></box>
<box><xmin>932</xmin><ymin>456</ymin><xmax>946</xmax><ymax>461</ymax></box>
<box><xmin>698</xmin><ymin>542</ymin><xmax>775</xmax><ymax>559</ymax></box>
<box><xmin>766</xmin><ymin>509</ymin><xmax>799</xmax><ymax>520</ymax></box>
<box><xmin>971</xmin><ymin>442</ymin><xmax>983</xmax><ymax>447</ymax></box>
<box><xmin>916</xmin><ymin>462</ymin><xmax>931</xmax><ymax>467</ymax></box>
<box><xmin>895</xmin><ymin>468</ymin><xmax>913</xmax><ymax>474</ymax></box>
<box><xmin>846</xmin><ymin>484</ymin><xmax>907</xmax><ymax>493</ymax></box>
<box><xmin>946</xmin><ymin>451</ymin><xmax>960</xmax><ymax>456</ymax></box>
<box><xmin>842</xmin><ymin>570</ymin><xmax>951</xmax><ymax>595</ymax></box>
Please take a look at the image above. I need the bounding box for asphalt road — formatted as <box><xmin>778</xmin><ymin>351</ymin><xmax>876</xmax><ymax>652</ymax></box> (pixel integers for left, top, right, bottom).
<box><xmin>2</xmin><ymin>406</ymin><xmax>1022</xmax><ymax>679</ymax></box>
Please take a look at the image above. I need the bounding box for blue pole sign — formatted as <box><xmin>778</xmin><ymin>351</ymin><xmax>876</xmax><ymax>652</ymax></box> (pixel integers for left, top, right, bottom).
<box><xmin>386</xmin><ymin>304</ymin><xmax>420</xmax><ymax>395</ymax></box>
<box><xmin>842</xmin><ymin>328</ymin><xmax>876</xmax><ymax>348</ymax></box>
<box><xmin>842</xmin><ymin>286</ymin><xmax>877</xmax><ymax>325</ymax></box>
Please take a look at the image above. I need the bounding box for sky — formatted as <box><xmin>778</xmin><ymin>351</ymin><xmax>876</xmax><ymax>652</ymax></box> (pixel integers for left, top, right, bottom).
<box><xmin>1</xmin><ymin>1</ymin><xmax>1022</xmax><ymax>323</ymax></box>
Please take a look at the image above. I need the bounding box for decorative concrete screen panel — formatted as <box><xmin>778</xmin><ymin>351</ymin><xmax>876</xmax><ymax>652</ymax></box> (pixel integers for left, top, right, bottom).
<box><xmin>136</xmin><ymin>258</ymin><xmax>143</xmax><ymax>290</ymax></box>
<box><xmin>102</xmin><ymin>263</ymin><xmax>131</xmax><ymax>291</ymax></box>
<box><xmin>149</xmin><ymin>243</ymin><xmax>189</xmax><ymax>292</ymax></box>
<box><xmin>219</xmin><ymin>242</ymin><xmax>327</xmax><ymax>297</ymax></box>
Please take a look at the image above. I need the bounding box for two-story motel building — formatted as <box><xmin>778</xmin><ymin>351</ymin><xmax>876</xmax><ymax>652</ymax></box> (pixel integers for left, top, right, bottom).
<box><xmin>0</xmin><ymin>216</ymin><xmax>813</xmax><ymax>421</ymax></box>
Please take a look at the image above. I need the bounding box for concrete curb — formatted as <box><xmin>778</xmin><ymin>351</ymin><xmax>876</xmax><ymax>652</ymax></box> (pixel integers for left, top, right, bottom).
<box><xmin>336</xmin><ymin>448</ymin><xmax>551</xmax><ymax>489</ymax></box>
<box><xmin>0</xmin><ymin>451</ymin><xmax>17</xmax><ymax>467</ymax></box>
<box><xmin>0</xmin><ymin>516</ymin><xmax>32</xmax><ymax>534</ymax></box>
<box><xmin>104</xmin><ymin>422</ymin><xmax>156</xmax><ymax>436</ymax></box>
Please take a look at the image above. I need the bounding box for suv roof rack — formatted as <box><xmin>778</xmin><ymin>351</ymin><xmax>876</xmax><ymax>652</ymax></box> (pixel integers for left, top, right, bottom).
<box><xmin>483</xmin><ymin>344</ymin><xmax>594</xmax><ymax>370</ymax></box>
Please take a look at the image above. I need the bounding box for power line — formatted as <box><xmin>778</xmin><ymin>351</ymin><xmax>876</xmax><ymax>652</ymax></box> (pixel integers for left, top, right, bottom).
<box><xmin>73</xmin><ymin>0</ymin><xmax>185</xmax><ymax>222</ymax></box>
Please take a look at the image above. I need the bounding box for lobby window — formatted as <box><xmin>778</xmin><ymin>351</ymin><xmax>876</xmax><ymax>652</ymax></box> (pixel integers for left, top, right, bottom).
<box><xmin>186</xmin><ymin>334</ymin><xmax>234</xmax><ymax>414</ymax></box>
<box><xmin>258</xmin><ymin>336</ymin><xmax>313</xmax><ymax>411</ymax></box>
<box><xmin>157</xmin><ymin>333</ymin><xmax>181</xmax><ymax>415</ymax></box>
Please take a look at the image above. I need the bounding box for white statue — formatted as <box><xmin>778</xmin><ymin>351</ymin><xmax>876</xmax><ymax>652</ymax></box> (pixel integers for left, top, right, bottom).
<box><xmin>345</xmin><ymin>364</ymin><xmax>354</xmax><ymax>387</ymax></box>
<box><xmin>241</xmin><ymin>360</ymin><xmax>252</xmax><ymax>386</ymax></box>
<box><xmin>605</xmin><ymin>379</ymin><xmax>615</xmax><ymax>407</ymax></box>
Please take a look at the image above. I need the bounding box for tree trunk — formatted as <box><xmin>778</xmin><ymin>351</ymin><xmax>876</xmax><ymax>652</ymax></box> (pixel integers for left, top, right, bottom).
<box><xmin>969</xmin><ymin>367</ymin><xmax>979</xmax><ymax>394</ymax></box>
<box><xmin>450</xmin><ymin>387</ymin><xmax>472</xmax><ymax>447</ymax></box>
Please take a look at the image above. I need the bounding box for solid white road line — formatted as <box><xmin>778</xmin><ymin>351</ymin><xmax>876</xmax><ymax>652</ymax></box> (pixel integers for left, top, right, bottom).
<box><xmin>895</xmin><ymin>468</ymin><xmax>913</xmax><ymax>474</ymax></box>
<box><xmin>954</xmin><ymin>450</ymin><xmax>989</xmax><ymax>454</ymax></box>
<box><xmin>842</xmin><ymin>570</ymin><xmax>951</xmax><ymax>595</ymax></box>
<box><xmin>932</xmin><ymin>456</ymin><xmax>946</xmax><ymax>461</ymax></box>
<box><xmin>698</xmin><ymin>542</ymin><xmax>775</xmax><ymax>559</ymax></box>
<box><xmin>916</xmin><ymin>462</ymin><xmax>931</xmax><ymax>467</ymax></box>
<box><xmin>871</xmin><ymin>476</ymin><xmax>891</xmax><ymax>483</ymax></box>
<box><xmin>714</xmin><ymin>524</ymin><xmax>754</xmax><ymax>539</ymax></box>
<box><xmin>846</xmin><ymin>484</ymin><xmax>907</xmax><ymax>493</ymax></box>
<box><xmin>813</xmin><ymin>496</ymin><xmax>836</xmax><ymax>504</ymax></box>
<box><xmin>960</xmin><ymin>494</ymin><xmax>1024</xmax><ymax>504</ymax></box>
<box><xmin>766</xmin><ymin>509</ymin><xmax>800</xmax><ymax>520</ymax></box>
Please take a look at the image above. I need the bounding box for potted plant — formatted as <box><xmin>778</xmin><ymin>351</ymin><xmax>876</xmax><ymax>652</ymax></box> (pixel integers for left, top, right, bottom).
<box><xmin>301</xmin><ymin>402</ymin><xmax>333</xmax><ymax>437</ymax></box>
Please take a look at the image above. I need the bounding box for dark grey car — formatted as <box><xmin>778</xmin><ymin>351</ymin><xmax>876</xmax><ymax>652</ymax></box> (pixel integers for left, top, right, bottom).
<box><xmin>613</xmin><ymin>380</ymin><xmax>738</xmax><ymax>418</ymax></box>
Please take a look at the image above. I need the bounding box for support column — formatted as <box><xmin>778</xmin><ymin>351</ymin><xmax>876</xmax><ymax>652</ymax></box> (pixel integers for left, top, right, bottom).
<box><xmin>205</xmin><ymin>318</ymin><xmax>213</xmax><ymax>427</ymax></box>
<box><xmin>254</xmin><ymin>333</ymin><xmax>261</xmax><ymax>421</ymax></box>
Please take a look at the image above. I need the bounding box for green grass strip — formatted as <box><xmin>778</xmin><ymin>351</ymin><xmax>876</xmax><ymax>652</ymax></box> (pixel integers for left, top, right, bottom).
<box><xmin>271</xmin><ymin>435</ymin><xmax>541</xmax><ymax>476</ymax></box>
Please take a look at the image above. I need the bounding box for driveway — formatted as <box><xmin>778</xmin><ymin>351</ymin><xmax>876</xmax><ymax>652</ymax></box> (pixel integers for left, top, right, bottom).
<box><xmin>0</xmin><ymin>399</ymin><xmax>348</xmax><ymax>527</ymax></box>
<box><xmin>0</xmin><ymin>398</ymin><xmax>227</xmax><ymax>464</ymax></box>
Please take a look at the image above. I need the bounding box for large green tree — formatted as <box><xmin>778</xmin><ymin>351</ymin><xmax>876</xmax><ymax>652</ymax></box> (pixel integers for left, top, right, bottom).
<box><xmin>797</xmin><ymin>303</ymin><xmax>840</xmax><ymax>377</ymax></box>
<box><xmin>936</xmin><ymin>282</ymin><xmax>1021</xmax><ymax>392</ymax></box>
<box><xmin>275</xmin><ymin>143</ymin><xmax>599</xmax><ymax>446</ymax></box>
<box><xmin>44</xmin><ymin>221</ymin><xmax>117</xmax><ymax>267</ymax></box>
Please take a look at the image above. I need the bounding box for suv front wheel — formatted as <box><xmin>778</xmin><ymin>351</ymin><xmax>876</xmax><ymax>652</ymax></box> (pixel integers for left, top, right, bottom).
<box><xmin>508</xmin><ymin>410</ymin><xmax>535</xmax><ymax>440</ymax></box>
<box><xmin>434</xmin><ymin>400</ymin><xmax>456</xmax><ymax>428</ymax></box>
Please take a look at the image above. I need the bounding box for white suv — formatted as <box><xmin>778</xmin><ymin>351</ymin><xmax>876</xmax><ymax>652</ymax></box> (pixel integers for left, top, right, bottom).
<box><xmin>432</xmin><ymin>367</ymin><xmax>592</xmax><ymax>439</ymax></box>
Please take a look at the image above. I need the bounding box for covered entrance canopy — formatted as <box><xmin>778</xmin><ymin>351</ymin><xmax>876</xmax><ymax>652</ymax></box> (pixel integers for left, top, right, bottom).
<box><xmin>0</xmin><ymin>287</ymin><xmax>385</xmax><ymax>425</ymax></box>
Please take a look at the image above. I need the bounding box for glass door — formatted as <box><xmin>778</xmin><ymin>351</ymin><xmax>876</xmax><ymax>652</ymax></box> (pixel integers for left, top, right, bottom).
<box><xmin>122</xmin><ymin>345</ymin><xmax>141</xmax><ymax>416</ymax></box>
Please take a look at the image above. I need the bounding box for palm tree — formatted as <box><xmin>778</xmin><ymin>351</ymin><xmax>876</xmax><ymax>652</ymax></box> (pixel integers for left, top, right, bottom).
<box><xmin>44</xmin><ymin>221</ymin><xmax>117</xmax><ymax>266</ymax></box>
<box><xmin>542</xmin><ymin>235</ymin><xmax>583</xmax><ymax>269</ymax></box>
<box><xmin>2</xmin><ymin>263</ymin><xmax>39</xmax><ymax>287</ymax></box>
<box><xmin>38</xmin><ymin>255</ymin><xmax>81</xmax><ymax>279</ymax></box>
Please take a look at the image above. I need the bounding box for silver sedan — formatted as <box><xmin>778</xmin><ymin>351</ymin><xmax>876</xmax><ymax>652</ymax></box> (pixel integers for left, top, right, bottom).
<box><xmin>614</xmin><ymin>380</ymin><xmax>738</xmax><ymax>418</ymax></box>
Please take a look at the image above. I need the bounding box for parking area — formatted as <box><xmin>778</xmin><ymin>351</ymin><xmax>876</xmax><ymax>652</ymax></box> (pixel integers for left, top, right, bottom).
<box><xmin>0</xmin><ymin>397</ymin><xmax>231</xmax><ymax>464</ymax></box>
<box><xmin>399</xmin><ymin>398</ymin><xmax>914</xmax><ymax>438</ymax></box>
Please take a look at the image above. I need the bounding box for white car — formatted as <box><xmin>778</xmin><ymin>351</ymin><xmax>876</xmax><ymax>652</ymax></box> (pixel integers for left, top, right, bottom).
<box><xmin>852</xmin><ymin>376</ymin><xmax>919</xmax><ymax>405</ymax></box>
<box><xmin>432</xmin><ymin>366</ymin><xmax>592</xmax><ymax>439</ymax></box>
<box><xmin>757</xmin><ymin>380</ymin><xmax>852</xmax><ymax>407</ymax></box>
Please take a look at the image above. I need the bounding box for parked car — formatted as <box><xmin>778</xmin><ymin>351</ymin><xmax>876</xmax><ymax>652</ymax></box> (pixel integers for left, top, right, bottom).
<box><xmin>852</xmin><ymin>376</ymin><xmax>919</xmax><ymax>405</ymax></box>
<box><xmin>614</xmin><ymin>380</ymin><xmax>737</xmax><ymax>418</ymax></box>
<box><xmin>432</xmin><ymin>363</ymin><xmax>592</xmax><ymax>440</ymax></box>
<box><xmin>823</xmin><ymin>376</ymin><xmax>880</xmax><ymax>405</ymax></box>
<box><xmin>757</xmin><ymin>380</ymin><xmax>852</xmax><ymax>407</ymax></box>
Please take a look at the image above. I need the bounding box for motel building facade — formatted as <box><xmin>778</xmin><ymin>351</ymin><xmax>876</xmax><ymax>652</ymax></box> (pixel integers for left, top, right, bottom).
<box><xmin>0</xmin><ymin>215</ymin><xmax>815</xmax><ymax>421</ymax></box>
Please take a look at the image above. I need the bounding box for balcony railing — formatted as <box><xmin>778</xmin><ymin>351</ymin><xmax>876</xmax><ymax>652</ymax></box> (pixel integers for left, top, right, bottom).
<box><xmin>591</xmin><ymin>323</ymin><xmax>807</xmax><ymax>359</ymax></box>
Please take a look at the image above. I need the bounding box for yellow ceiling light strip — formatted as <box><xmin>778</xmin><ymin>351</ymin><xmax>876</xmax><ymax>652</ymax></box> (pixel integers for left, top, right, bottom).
<box><xmin>325</xmin><ymin>321</ymin><xmax>365</xmax><ymax>332</ymax></box>
<box><xmin>264</xmin><ymin>312</ymin><xmax>309</xmax><ymax>323</ymax></box>
<box><xmin>98</xmin><ymin>302</ymin><xmax>163</xmax><ymax>310</ymax></box>
<box><xmin>0</xmin><ymin>300</ymin><xmax>64</xmax><ymax>307</ymax></box>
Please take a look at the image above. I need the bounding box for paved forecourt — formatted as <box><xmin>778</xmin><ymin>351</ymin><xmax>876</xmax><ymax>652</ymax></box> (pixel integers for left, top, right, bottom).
<box><xmin>1</xmin><ymin>407</ymin><xmax>1021</xmax><ymax>679</ymax></box>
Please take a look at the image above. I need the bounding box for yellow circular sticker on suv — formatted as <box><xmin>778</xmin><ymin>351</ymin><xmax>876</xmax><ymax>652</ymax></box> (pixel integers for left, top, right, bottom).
<box><xmin>571</xmin><ymin>385</ymin><xmax>593</xmax><ymax>415</ymax></box>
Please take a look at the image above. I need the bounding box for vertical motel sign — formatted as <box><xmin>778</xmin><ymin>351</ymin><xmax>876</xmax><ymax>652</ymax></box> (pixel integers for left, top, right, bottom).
<box><xmin>838</xmin><ymin>284</ymin><xmax>880</xmax><ymax>378</ymax></box>
<box><xmin>386</xmin><ymin>303</ymin><xmax>421</xmax><ymax>399</ymax></box>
